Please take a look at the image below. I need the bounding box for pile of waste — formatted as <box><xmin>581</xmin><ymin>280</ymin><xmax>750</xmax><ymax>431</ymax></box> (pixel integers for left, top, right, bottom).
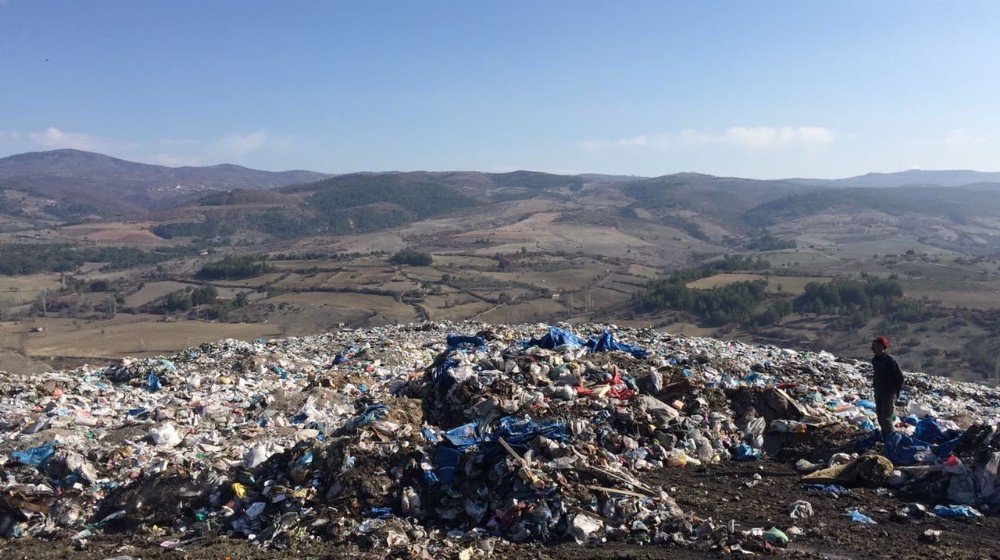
<box><xmin>1</xmin><ymin>323</ymin><xmax>998</xmax><ymax>554</ymax></box>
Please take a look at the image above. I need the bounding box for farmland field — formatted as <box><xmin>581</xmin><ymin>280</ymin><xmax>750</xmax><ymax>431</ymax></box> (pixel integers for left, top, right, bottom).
<box><xmin>686</xmin><ymin>273</ymin><xmax>831</xmax><ymax>295</ymax></box>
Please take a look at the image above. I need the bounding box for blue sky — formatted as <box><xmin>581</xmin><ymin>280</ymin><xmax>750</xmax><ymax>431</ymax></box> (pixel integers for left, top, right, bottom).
<box><xmin>2</xmin><ymin>1</ymin><xmax>999</xmax><ymax>178</ymax></box>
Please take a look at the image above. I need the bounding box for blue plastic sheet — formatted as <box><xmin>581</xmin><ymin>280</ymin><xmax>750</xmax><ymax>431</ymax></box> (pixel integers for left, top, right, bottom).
<box><xmin>523</xmin><ymin>327</ymin><xmax>588</xmax><ymax>349</ymax></box>
<box><xmin>333</xmin><ymin>354</ymin><xmax>348</xmax><ymax>365</ymax></box>
<box><xmin>734</xmin><ymin>443</ymin><xmax>761</xmax><ymax>461</ymax></box>
<box><xmin>846</xmin><ymin>509</ymin><xmax>877</xmax><ymax>524</ymax></box>
<box><xmin>425</xmin><ymin>416</ymin><xmax>570</xmax><ymax>486</ymax></box>
<box><xmin>884</xmin><ymin>432</ymin><xmax>933</xmax><ymax>465</ymax></box>
<box><xmin>933</xmin><ymin>505</ymin><xmax>982</xmax><ymax>518</ymax></box>
<box><xmin>523</xmin><ymin>327</ymin><xmax>648</xmax><ymax>358</ymax></box>
<box><xmin>146</xmin><ymin>372</ymin><xmax>161</xmax><ymax>392</ymax></box>
<box><xmin>445</xmin><ymin>334</ymin><xmax>487</xmax><ymax>350</ymax></box>
<box><xmin>10</xmin><ymin>442</ymin><xmax>56</xmax><ymax>468</ymax></box>
<box><xmin>494</xmin><ymin>416</ymin><xmax>569</xmax><ymax>447</ymax></box>
<box><xmin>914</xmin><ymin>417</ymin><xmax>945</xmax><ymax>443</ymax></box>
<box><xmin>421</xmin><ymin>426</ymin><xmax>442</xmax><ymax>443</ymax></box>
<box><xmin>804</xmin><ymin>483</ymin><xmax>851</xmax><ymax>497</ymax></box>
<box><xmin>444</xmin><ymin>422</ymin><xmax>483</xmax><ymax>449</ymax></box>
<box><xmin>432</xmin><ymin>446</ymin><xmax>461</xmax><ymax>484</ymax></box>
<box><xmin>349</xmin><ymin>403</ymin><xmax>389</xmax><ymax>428</ymax></box>
<box><xmin>855</xmin><ymin>400</ymin><xmax>876</xmax><ymax>411</ymax></box>
<box><xmin>587</xmin><ymin>331</ymin><xmax>649</xmax><ymax>359</ymax></box>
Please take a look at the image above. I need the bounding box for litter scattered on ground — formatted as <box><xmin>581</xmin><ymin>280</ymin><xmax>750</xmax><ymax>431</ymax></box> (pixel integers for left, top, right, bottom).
<box><xmin>0</xmin><ymin>322</ymin><xmax>998</xmax><ymax>555</ymax></box>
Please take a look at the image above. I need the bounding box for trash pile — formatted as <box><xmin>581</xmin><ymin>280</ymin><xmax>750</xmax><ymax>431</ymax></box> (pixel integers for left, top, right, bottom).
<box><xmin>1</xmin><ymin>323</ymin><xmax>998</xmax><ymax>554</ymax></box>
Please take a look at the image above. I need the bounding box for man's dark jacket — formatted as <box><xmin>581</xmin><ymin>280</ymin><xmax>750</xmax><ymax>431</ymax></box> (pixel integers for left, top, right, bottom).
<box><xmin>872</xmin><ymin>353</ymin><xmax>904</xmax><ymax>397</ymax></box>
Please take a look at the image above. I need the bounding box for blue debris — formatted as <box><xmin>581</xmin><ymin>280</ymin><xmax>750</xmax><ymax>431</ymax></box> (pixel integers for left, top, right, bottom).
<box><xmin>347</xmin><ymin>403</ymin><xmax>389</xmax><ymax>429</ymax></box>
<box><xmin>421</xmin><ymin>426</ymin><xmax>442</xmax><ymax>443</ymax></box>
<box><xmin>855</xmin><ymin>399</ymin><xmax>876</xmax><ymax>411</ymax></box>
<box><xmin>587</xmin><ymin>331</ymin><xmax>649</xmax><ymax>359</ymax></box>
<box><xmin>494</xmin><ymin>416</ymin><xmax>569</xmax><ymax>447</ymax></box>
<box><xmin>272</xmin><ymin>365</ymin><xmax>288</xmax><ymax>379</ymax></box>
<box><xmin>146</xmin><ymin>372</ymin><xmax>161</xmax><ymax>392</ymax></box>
<box><xmin>884</xmin><ymin>432</ymin><xmax>933</xmax><ymax>465</ymax></box>
<box><xmin>933</xmin><ymin>505</ymin><xmax>983</xmax><ymax>518</ymax></box>
<box><xmin>367</xmin><ymin>507</ymin><xmax>393</xmax><ymax>519</ymax></box>
<box><xmin>445</xmin><ymin>334</ymin><xmax>487</xmax><ymax>350</ymax></box>
<box><xmin>804</xmin><ymin>484</ymin><xmax>851</xmax><ymax>497</ymax></box>
<box><xmin>914</xmin><ymin>417</ymin><xmax>945</xmax><ymax>443</ymax></box>
<box><xmin>10</xmin><ymin>442</ymin><xmax>56</xmax><ymax>469</ymax></box>
<box><xmin>733</xmin><ymin>443</ymin><xmax>761</xmax><ymax>461</ymax></box>
<box><xmin>433</xmin><ymin>446</ymin><xmax>461</xmax><ymax>484</ymax></box>
<box><xmin>523</xmin><ymin>327</ymin><xmax>648</xmax><ymax>358</ymax></box>
<box><xmin>846</xmin><ymin>509</ymin><xmax>877</xmax><ymax>524</ymax></box>
<box><xmin>293</xmin><ymin>451</ymin><xmax>314</xmax><ymax>469</ymax></box>
<box><xmin>333</xmin><ymin>354</ymin><xmax>349</xmax><ymax>365</ymax></box>
<box><xmin>443</xmin><ymin>422</ymin><xmax>482</xmax><ymax>449</ymax></box>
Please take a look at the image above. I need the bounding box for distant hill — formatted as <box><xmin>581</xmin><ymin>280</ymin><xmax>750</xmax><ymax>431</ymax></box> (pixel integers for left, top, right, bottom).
<box><xmin>0</xmin><ymin>149</ymin><xmax>332</xmax><ymax>219</ymax></box>
<box><xmin>796</xmin><ymin>169</ymin><xmax>1000</xmax><ymax>188</ymax></box>
<box><xmin>5</xmin><ymin>149</ymin><xmax>1000</xmax><ymax>239</ymax></box>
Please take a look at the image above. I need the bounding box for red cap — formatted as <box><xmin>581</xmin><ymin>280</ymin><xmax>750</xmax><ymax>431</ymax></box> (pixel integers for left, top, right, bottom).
<box><xmin>875</xmin><ymin>336</ymin><xmax>889</xmax><ymax>349</ymax></box>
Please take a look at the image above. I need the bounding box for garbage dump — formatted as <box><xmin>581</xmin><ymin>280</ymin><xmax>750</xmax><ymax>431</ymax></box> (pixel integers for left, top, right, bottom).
<box><xmin>1</xmin><ymin>322</ymin><xmax>999</xmax><ymax>555</ymax></box>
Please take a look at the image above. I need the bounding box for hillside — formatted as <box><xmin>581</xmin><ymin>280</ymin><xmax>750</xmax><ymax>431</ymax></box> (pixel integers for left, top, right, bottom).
<box><xmin>0</xmin><ymin>149</ymin><xmax>332</xmax><ymax>220</ymax></box>
<box><xmin>801</xmin><ymin>169</ymin><xmax>1000</xmax><ymax>188</ymax></box>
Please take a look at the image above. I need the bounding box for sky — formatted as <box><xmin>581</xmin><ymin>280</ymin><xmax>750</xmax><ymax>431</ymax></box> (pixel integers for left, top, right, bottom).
<box><xmin>2</xmin><ymin>1</ymin><xmax>1000</xmax><ymax>178</ymax></box>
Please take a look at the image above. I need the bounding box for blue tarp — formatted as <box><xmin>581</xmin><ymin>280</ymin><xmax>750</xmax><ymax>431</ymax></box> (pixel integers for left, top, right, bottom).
<box><xmin>445</xmin><ymin>334</ymin><xmax>487</xmax><ymax>350</ymax></box>
<box><xmin>10</xmin><ymin>442</ymin><xmax>56</xmax><ymax>469</ymax></box>
<box><xmin>914</xmin><ymin>417</ymin><xmax>945</xmax><ymax>443</ymax></box>
<box><xmin>884</xmin><ymin>432</ymin><xmax>933</xmax><ymax>466</ymax></box>
<box><xmin>494</xmin><ymin>416</ymin><xmax>569</xmax><ymax>447</ymax></box>
<box><xmin>146</xmin><ymin>373</ymin><xmax>161</xmax><ymax>392</ymax></box>
<box><xmin>523</xmin><ymin>327</ymin><xmax>648</xmax><ymax>358</ymax></box>
<box><xmin>523</xmin><ymin>327</ymin><xmax>588</xmax><ymax>350</ymax></box>
<box><xmin>933</xmin><ymin>505</ymin><xmax>983</xmax><ymax>518</ymax></box>
<box><xmin>426</xmin><ymin>416</ymin><xmax>570</xmax><ymax>486</ymax></box>
<box><xmin>587</xmin><ymin>331</ymin><xmax>649</xmax><ymax>359</ymax></box>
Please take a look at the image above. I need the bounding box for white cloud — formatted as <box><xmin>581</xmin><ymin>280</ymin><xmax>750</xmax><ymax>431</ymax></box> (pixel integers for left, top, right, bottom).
<box><xmin>28</xmin><ymin>127</ymin><xmax>111</xmax><ymax>151</ymax></box>
<box><xmin>944</xmin><ymin>128</ymin><xmax>988</xmax><ymax>149</ymax></box>
<box><xmin>581</xmin><ymin>126</ymin><xmax>836</xmax><ymax>152</ymax></box>
<box><xmin>721</xmin><ymin>126</ymin><xmax>835</xmax><ymax>149</ymax></box>
<box><xmin>215</xmin><ymin>130</ymin><xmax>268</xmax><ymax>157</ymax></box>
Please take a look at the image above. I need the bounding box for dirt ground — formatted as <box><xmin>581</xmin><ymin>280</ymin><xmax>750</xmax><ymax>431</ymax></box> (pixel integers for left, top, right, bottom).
<box><xmin>3</xmin><ymin>460</ymin><xmax>998</xmax><ymax>560</ymax></box>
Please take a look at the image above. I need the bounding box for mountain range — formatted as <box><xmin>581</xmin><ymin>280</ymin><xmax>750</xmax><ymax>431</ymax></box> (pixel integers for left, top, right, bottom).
<box><xmin>2</xmin><ymin>149</ymin><xmax>1000</xmax><ymax>235</ymax></box>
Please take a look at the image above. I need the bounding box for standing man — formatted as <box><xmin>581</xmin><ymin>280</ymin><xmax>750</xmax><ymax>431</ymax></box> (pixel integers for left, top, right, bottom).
<box><xmin>871</xmin><ymin>336</ymin><xmax>904</xmax><ymax>438</ymax></box>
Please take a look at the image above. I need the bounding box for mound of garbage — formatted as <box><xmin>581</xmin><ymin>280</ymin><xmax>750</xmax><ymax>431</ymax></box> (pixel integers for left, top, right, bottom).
<box><xmin>1</xmin><ymin>323</ymin><xmax>998</xmax><ymax>555</ymax></box>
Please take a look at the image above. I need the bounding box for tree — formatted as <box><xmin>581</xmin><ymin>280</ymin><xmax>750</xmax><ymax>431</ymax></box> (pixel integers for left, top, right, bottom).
<box><xmin>389</xmin><ymin>249</ymin><xmax>433</xmax><ymax>266</ymax></box>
